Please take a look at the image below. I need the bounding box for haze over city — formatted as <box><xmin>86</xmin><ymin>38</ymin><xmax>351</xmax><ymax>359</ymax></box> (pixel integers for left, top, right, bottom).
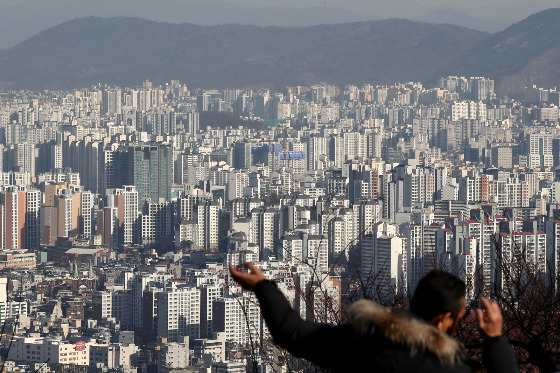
<box><xmin>0</xmin><ymin>2</ymin><xmax>557</xmax><ymax>373</ymax></box>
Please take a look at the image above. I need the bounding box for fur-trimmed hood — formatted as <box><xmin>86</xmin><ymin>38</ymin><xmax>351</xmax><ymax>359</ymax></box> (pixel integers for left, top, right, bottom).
<box><xmin>349</xmin><ymin>299</ymin><xmax>466</xmax><ymax>366</ymax></box>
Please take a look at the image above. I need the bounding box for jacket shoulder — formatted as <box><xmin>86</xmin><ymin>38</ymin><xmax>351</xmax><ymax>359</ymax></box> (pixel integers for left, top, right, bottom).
<box><xmin>349</xmin><ymin>299</ymin><xmax>466</xmax><ymax>366</ymax></box>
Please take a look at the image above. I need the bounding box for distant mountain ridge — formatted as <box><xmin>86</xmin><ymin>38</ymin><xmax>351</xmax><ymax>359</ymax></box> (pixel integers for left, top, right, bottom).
<box><xmin>2</xmin><ymin>0</ymin><xmax>559</xmax><ymax>49</ymax></box>
<box><xmin>453</xmin><ymin>8</ymin><xmax>560</xmax><ymax>95</ymax></box>
<box><xmin>0</xmin><ymin>0</ymin><xmax>371</xmax><ymax>49</ymax></box>
<box><xmin>415</xmin><ymin>9</ymin><xmax>513</xmax><ymax>32</ymax></box>
<box><xmin>0</xmin><ymin>8</ymin><xmax>559</xmax><ymax>95</ymax></box>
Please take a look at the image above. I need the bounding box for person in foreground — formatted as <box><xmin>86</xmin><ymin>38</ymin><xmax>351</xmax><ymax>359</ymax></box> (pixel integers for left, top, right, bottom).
<box><xmin>229</xmin><ymin>262</ymin><xmax>519</xmax><ymax>373</ymax></box>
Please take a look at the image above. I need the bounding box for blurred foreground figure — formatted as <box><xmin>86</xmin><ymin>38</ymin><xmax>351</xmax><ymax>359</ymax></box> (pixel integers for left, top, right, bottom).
<box><xmin>230</xmin><ymin>263</ymin><xmax>519</xmax><ymax>373</ymax></box>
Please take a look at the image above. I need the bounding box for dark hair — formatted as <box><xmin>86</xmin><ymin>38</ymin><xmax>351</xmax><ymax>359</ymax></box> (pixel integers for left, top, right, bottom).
<box><xmin>410</xmin><ymin>270</ymin><xmax>466</xmax><ymax>322</ymax></box>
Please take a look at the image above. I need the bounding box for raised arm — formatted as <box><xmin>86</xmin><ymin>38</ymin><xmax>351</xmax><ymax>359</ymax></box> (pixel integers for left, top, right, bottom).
<box><xmin>229</xmin><ymin>263</ymin><xmax>352</xmax><ymax>369</ymax></box>
<box><xmin>476</xmin><ymin>298</ymin><xmax>519</xmax><ymax>373</ymax></box>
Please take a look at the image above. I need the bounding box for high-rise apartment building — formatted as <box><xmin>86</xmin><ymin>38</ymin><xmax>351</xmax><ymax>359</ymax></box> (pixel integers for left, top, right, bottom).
<box><xmin>306</xmin><ymin>136</ymin><xmax>328</xmax><ymax>171</ymax></box>
<box><xmin>114</xmin><ymin>144</ymin><xmax>173</xmax><ymax>206</ymax></box>
<box><xmin>232</xmin><ymin>142</ymin><xmax>252</xmax><ymax>170</ymax></box>
<box><xmin>196</xmin><ymin>201</ymin><xmax>222</xmax><ymax>252</ymax></box>
<box><xmin>0</xmin><ymin>186</ymin><xmax>27</xmax><ymax>250</ymax></box>
<box><xmin>212</xmin><ymin>293</ymin><xmax>260</xmax><ymax>345</ymax></box>
<box><xmin>105</xmin><ymin>186</ymin><xmax>140</xmax><ymax>247</ymax></box>
<box><xmin>361</xmin><ymin>233</ymin><xmax>406</xmax><ymax>298</ymax></box>
<box><xmin>0</xmin><ymin>186</ymin><xmax>41</xmax><ymax>250</ymax></box>
<box><xmin>470</xmin><ymin>77</ymin><xmax>495</xmax><ymax>101</ymax></box>
<box><xmin>451</xmin><ymin>101</ymin><xmax>486</xmax><ymax>121</ymax></box>
<box><xmin>141</xmin><ymin>198</ymin><xmax>173</xmax><ymax>245</ymax></box>
<box><xmin>26</xmin><ymin>188</ymin><xmax>42</xmax><ymax>248</ymax></box>
<box><xmin>157</xmin><ymin>283</ymin><xmax>201</xmax><ymax>341</ymax></box>
<box><xmin>527</xmin><ymin>133</ymin><xmax>553</xmax><ymax>169</ymax></box>
<box><xmin>102</xmin><ymin>88</ymin><xmax>122</xmax><ymax>116</ymax></box>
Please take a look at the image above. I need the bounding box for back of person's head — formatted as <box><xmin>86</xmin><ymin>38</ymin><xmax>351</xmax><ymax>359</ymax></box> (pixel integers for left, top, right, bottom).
<box><xmin>410</xmin><ymin>270</ymin><xmax>466</xmax><ymax>322</ymax></box>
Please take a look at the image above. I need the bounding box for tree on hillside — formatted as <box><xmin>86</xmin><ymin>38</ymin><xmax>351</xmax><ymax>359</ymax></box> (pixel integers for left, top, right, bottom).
<box><xmin>456</xmin><ymin>234</ymin><xmax>560</xmax><ymax>372</ymax></box>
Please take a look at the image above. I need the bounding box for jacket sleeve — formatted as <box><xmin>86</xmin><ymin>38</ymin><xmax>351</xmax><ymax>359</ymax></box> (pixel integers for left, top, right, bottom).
<box><xmin>482</xmin><ymin>336</ymin><xmax>519</xmax><ymax>373</ymax></box>
<box><xmin>253</xmin><ymin>279</ymin><xmax>353</xmax><ymax>368</ymax></box>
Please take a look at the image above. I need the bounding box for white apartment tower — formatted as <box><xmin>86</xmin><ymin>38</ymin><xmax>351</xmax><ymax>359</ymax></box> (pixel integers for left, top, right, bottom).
<box><xmin>212</xmin><ymin>293</ymin><xmax>261</xmax><ymax>345</ymax></box>
<box><xmin>81</xmin><ymin>191</ymin><xmax>94</xmax><ymax>239</ymax></box>
<box><xmin>106</xmin><ymin>186</ymin><xmax>139</xmax><ymax>245</ymax></box>
<box><xmin>196</xmin><ymin>201</ymin><xmax>222</xmax><ymax>252</ymax></box>
<box><xmin>157</xmin><ymin>284</ymin><xmax>201</xmax><ymax>341</ymax></box>
<box><xmin>527</xmin><ymin>133</ymin><xmax>553</xmax><ymax>169</ymax></box>
<box><xmin>307</xmin><ymin>136</ymin><xmax>328</xmax><ymax>171</ymax></box>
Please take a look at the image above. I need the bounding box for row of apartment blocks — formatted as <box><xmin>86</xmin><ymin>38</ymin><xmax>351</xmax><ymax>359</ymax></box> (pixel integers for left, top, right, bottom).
<box><xmin>91</xmin><ymin>262</ymin><xmax>341</xmax><ymax>346</ymax></box>
<box><xmin>0</xmin><ymin>161</ymin><xmax>559</xmax><ymax>263</ymax></box>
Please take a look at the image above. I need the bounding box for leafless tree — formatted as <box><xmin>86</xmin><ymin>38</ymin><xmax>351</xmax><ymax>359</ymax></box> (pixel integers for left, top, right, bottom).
<box><xmin>456</xmin><ymin>234</ymin><xmax>560</xmax><ymax>373</ymax></box>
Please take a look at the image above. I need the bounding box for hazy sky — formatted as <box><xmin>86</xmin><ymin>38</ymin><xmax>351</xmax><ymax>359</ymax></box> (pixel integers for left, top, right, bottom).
<box><xmin>0</xmin><ymin>0</ymin><xmax>559</xmax><ymax>16</ymax></box>
<box><xmin>1</xmin><ymin>0</ymin><xmax>559</xmax><ymax>9</ymax></box>
<box><xmin>224</xmin><ymin>0</ymin><xmax>560</xmax><ymax>22</ymax></box>
<box><xmin>0</xmin><ymin>0</ymin><xmax>558</xmax><ymax>49</ymax></box>
<box><xmin>226</xmin><ymin>0</ymin><xmax>560</xmax><ymax>9</ymax></box>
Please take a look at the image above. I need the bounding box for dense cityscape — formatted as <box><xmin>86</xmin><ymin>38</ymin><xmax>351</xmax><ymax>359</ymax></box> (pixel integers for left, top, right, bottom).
<box><xmin>0</xmin><ymin>76</ymin><xmax>558</xmax><ymax>372</ymax></box>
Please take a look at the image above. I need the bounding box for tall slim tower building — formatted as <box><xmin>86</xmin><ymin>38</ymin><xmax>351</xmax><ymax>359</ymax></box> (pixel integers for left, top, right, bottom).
<box><xmin>527</xmin><ymin>133</ymin><xmax>553</xmax><ymax>169</ymax></box>
<box><xmin>0</xmin><ymin>186</ymin><xmax>27</xmax><ymax>250</ymax></box>
<box><xmin>196</xmin><ymin>201</ymin><xmax>222</xmax><ymax>252</ymax></box>
<box><xmin>81</xmin><ymin>190</ymin><xmax>94</xmax><ymax>239</ymax></box>
<box><xmin>307</xmin><ymin>136</ymin><xmax>328</xmax><ymax>171</ymax></box>
<box><xmin>186</xmin><ymin>111</ymin><xmax>199</xmax><ymax>137</ymax></box>
<box><xmin>105</xmin><ymin>186</ymin><xmax>140</xmax><ymax>246</ymax></box>
<box><xmin>26</xmin><ymin>189</ymin><xmax>42</xmax><ymax>249</ymax></box>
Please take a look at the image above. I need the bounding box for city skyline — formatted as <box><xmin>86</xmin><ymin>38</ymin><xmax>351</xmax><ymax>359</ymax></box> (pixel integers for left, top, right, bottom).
<box><xmin>0</xmin><ymin>75</ymin><xmax>558</xmax><ymax>370</ymax></box>
<box><xmin>0</xmin><ymin>1</ymin><xmax>558</xmax><ymax>370</ymax></box>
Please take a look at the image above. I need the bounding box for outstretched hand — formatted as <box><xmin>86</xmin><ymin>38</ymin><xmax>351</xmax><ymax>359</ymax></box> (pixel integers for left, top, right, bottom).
<box><xmin>476</xmin><ymin>297</ymin><xmax>503</xmax><ymax>338</ymax></box>
<box><xmin>229</xmin><ymin>262</ymin><xmax>266</xmax><ymax>291</ymax></box>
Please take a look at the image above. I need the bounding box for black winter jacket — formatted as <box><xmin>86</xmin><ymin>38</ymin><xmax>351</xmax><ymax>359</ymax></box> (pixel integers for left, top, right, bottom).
<box><xmin>254</xmin><ymin>280</ymin><xmax>519</xmax><ymax>373</ymax></box>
